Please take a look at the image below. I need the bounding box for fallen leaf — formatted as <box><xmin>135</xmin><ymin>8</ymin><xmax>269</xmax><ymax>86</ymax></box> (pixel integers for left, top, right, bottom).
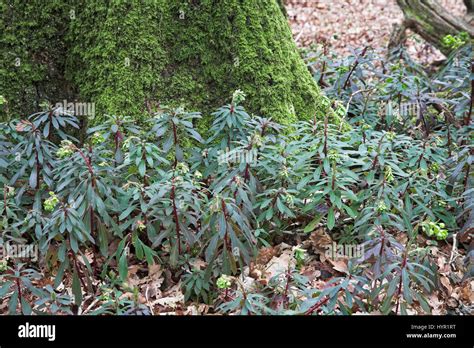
<box><xmin>328</xmin><ymin>258</ymin><xmax>349</xmax><ymax>275</ymax></box>
<box><xmin>440</xmin><ymin>276</ymin><xmax>453</xmax><ymax>295</ymax></box>
<box><xmin>265</xmin><ymin>249</ymin><xmax>294</xmax><ymax>281</ymax></box>
<box><xmin>257</xmin><ymin>246</ymin><xmax>277</xmax><ymax>265</ymax></box>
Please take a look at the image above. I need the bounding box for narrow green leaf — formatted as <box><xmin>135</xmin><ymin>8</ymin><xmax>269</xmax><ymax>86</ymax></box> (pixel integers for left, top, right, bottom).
<box><xmin>327</xmin><ymin>207</ymin><xmax>335</xmax><ymax>230</ymax></box>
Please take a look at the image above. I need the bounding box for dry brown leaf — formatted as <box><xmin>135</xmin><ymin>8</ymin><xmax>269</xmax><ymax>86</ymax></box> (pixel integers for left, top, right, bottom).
<box><xmin>440</xmin><ymin>276</ymin><xmax>453</xmax><ymax>295</ymax></box>
<box><xmin>446</xmin><ymin>297</ymin><xmax>458</xmax><ymax>308</ymax></box>
<box><xmin>459</xmin><ymin>281</ymin><xmax>474</xmax><ymax>303</ymax></box>
<box><xmin>153</xmin><ymin>284</ymin><xmax>184</xmax><ymax>309</ymax></box>
<box><xmin>427</xmin><ymin>292</ymin><xmax>445</xmax><ymax>315</ymax></box>
<box><xmin>148</xmin><ymin>264</ymin><xmax>161</xmax><ymax>276</ymax></box>
<box><xmin>77</xmin><ymin>249</ymin><xmax>94</xmax><ymax>266</ymax></box>
<box><xmin>300</xmin><ymin>264</ymin><xmax>321</xmax><ymax>281</ymax></box>
<box><xmin>189</xmin><ymin>258</ymin><xmax>207</xmax><ymax>270</ymax></box>
<box><xmin>264</xmin><ymin>248</ymin><xmax>294</xmax><ymax>281</ymax></box>
<box><xmin>256</xmin><ymin>246</ymin><xmax>277</xmax><ymax>265</ymax></box>
<box><xmin>327</xmin><ymin>258</ymin><xmax>349</xmax><ymax>275</ymax></box>
<box><xmin>309</xmin><ymin>227</ymin><xmax>333</xmax><ymax>262</ymax></box>
<box><xmin>184</xmin><ymin>304</ymin><xmax>210</xmax><ymax>315</ymax></box>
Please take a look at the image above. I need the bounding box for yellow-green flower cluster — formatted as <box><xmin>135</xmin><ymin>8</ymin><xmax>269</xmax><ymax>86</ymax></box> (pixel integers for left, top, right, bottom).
<box><xmin>0</xmin><ymin>259</ymin><xmax>7</xmax><ymax>272</ymax></box>
<box><xmin>176</xmin><ymin>162</ymin><xmax>189</xmax><ymax>174</ymax></box>
<box><xmin>430</xmin><ymin>162</ymin><xmax>440</xmax><ymax>173</ymax></box>
<box><xmin>285</xmin><ymin>193</ymin><xmax>295</xmax><ymax>208</ymax></box>
<box><xmin>56</xmin><ymin>140</ymin><xmax>74</xmax><ymax>158</ymax></box>
<box><xmin>231</xmin><ymin>89</ymin><xmax>246</xmax><ymax>106</ymax></box>
<box><xmin>99</xmin><ymin>286</ymin><xmax>113</xmax><ymax>302</ymax></box>
<box><xmin>384</xmin><ymin>165</ymin><xmax>394</xmax><ymax>183</ymax></box>
<box><xmin>136</xmin><ymin>220</ymin><xmax>146</xmax><ymax>231</ymax></box>
<box><xmin>386</xmin><ymin>131</ymin><xmax>396</xmax><ymax>142</ymax></box>
<box><xmin>328</xmin><ymin>149</ymin><xmax>339</xmax><ymax>164</ymax></box>
<box><xmin>210</xmin><ymin>195</ymin><xmax>221</xmax><ymax>213</ymax></box>
<box><xmin>442</xmin><ymin>32</ymin><xmax>469</xmax><ymax>50</ymax></box>
<box><xmin>91</xmin><ymin>132</ymin><xmax>105</xmax><ymax>145</ymax></box>
<box><xmin>216</xmin><ymin>275</ymin><xmax>232</xmax><ymax>289</ymax></box>
<box><xmin>360</xmin><ymin>121</ymin><xmax>372</xmax><ymax>132</ymax></box>
<box><xmin>422</xmin><ymin>220</ymin><xmax>448</xmax><ymax>240</ymax></box>
<box><xmin>278</xmin><ymin>165</ymin><xmax>289</xmax><ymax>178</ymax></box>
<box><xmin>376</xmin><ymin>201</ymin><xmax>388</xmax><ymax>213</ymax></box>
<box><xmin>250</xmin><ymin>132</ymin><xmax>263</xmax><ymax>148</ymax></box>
<box><xmin>44</xmin><ymin>191</ymin><xmax>59</xmax><ymax>212</ymax></box>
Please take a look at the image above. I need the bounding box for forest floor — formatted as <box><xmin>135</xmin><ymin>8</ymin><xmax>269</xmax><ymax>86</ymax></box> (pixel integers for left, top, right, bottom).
<box><xmin>120</xmin><ymin>230</ymin><xmax>473</xmax><ymax>315</ymax></box>
<box><xmin>286</xmin><ymin>0</ymin><xmax>467</xmax><ymax>64</ymax></box>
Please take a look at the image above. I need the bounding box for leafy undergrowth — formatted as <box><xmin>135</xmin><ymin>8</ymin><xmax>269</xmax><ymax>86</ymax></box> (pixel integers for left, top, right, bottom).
<box><xmin>0</xmin><ymin>42</ymin><xmax>472</xmax><ymax>315</ymax></box>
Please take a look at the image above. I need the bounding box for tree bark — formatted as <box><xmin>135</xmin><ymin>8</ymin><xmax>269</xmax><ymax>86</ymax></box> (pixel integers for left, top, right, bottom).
<box><xmin>464</xmin><ymin>0</ymin><xmax>474</xmax><ymax>24</ymax></box>
<box><xmin>1</xmin><ymin>0</ymin><xmax>325</xmax><ymax>125</ymax></box>
<box><xmin>392</xmin><ymin>0</ymin><xmax>474</xmax><ymax>55</ymax></box>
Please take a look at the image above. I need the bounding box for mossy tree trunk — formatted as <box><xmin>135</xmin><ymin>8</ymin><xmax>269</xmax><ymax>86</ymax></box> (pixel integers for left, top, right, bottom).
<box><xmin>0</xmin><ymin>1</ymin><xmax>73</xmax><ymax>120</ymax></box>
<box><xmin>390</xmin><ymin>0</ymin><xmax>474</xmax><ymax>55</ymax></box>
<box><xmin>464</xmin><ymin>0</ymin><xmax>474</xmax><ymax>24</ymax></box>
<box><xmin>1</xmin><ymin>0</ymin><xmax>325</xmax><ymax>125</ymax></box>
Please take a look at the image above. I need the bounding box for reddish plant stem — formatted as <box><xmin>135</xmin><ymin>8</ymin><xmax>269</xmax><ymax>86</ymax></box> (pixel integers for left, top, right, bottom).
<box><xmin>305</xmin><ymin>296</ymin><xmax>330</xmax><ymax>315</ymax></box>
<box><xmin>464</xmin><ymin>61</ymin><xmax>473</xmax><ymax>126</ymax></box>
<box><xmin>141</xmin><ymin>159</ymin><xmax>149</xmax><ymax>226</ymax></box>
<box><xmin>90</xmin><ymin>147</ymin><xmax>96</xmax><ymax>235</ymax></box>
<box><xmin>318</xmin><ymin>43</ymin><xmax>328</xmax><ymax>87</ymax></box>
<box><xmin>35</xmin><ymin>151</ymin><xmax>40</xmax><ymax>189</ymax></box>
<box><xmin>371</xmin><ymin>134</ymin><xmax>386</xmax><ymax>170</ymax></box>
<box><xmin>75</xmin><ymin>146</ymin><xmax>96</xmax><ymax>235</ymax></box>
<box><xmin>415</xmin><ymin>142</ymin><xmax>426</xmax><ymax>169</ymax></box>
<box><xmin>221</xmin><ymin>199</ymin><xmax>231</xmax><ymax>251</ymax></box>
<box><xmin>445</xmin><ymin>113</ymin><xmax>452</xmax><ymax>157</ymax></box>
<box><xmin>171</xmin><ymin>120</ymin><xmax>178</xmax><ymax>169</ymax></box>
<box><xmin>16</xmin><ymin>278</ymin><xmax>23</xmax><ymax>314</ymax></box>
<box><xmin>75</xmin><ymin>147</ymin><xmax>94</xmax><ymax>176</ymax></box>
<box><xmin>331</xmin><ymin>166</ymin><xmax>336</xmax><ymax>190</ymax></box>
<box><xmin>171</xmin><ymin>181</ymin><xmax>181</xmax><ymax>255</ymax></box>
<box><xmin>140</xmin><ymin>189</ymin><xmax>148</xmax><ymax>226</ymax></box>
<box><xmin>323</xmin><ymin>114</ymin><xmax>328</xmax><ymax>158</ymax></box>
<box><xmin>224</xmin><ymin>288</ymin><xmax>229</xmax><ymax>300</ymax></box>
<box><xmin>395</xmin><ymin>250</ymin><xmax>408</xmax><ymax>315</ymax></box>
<box><xmin>244</xmin><ymin>163</ymin><xmax>250</xmax><ymax>183</ymax></box>
<box><xmin>114</xmin><ymin>128</ymin><xmax>122</xmax><ymax>167</ymax></box>
<box><xmin>343</xmin><ymin>46</ymin><xmax>368</xmax><ymax>90</ymax></box>
<box><xmin>283</xmin><ymin>266</ymin><xmax>292</xmax><ymax>309</ymax></box>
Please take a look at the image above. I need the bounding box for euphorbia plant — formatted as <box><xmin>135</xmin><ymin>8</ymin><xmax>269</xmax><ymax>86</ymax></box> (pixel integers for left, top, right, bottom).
<box><xmin>148</xmin><ymin>166</ymin><xmax>204</xmax><ymax>267</ymax></box>
<box><xmin>87</xmin><ymin>114</ymin><xmax>140</xmax><ymax>165</ymax></box>
<box><xmin>53</xmin><ymin>133</ymin><xmax>118</xmax><ymax>238</ymax></box>
<box><xmin>151</xmin><ymin>107</ymin><xmax>203</xmax><ymax>168</ymax></box>
<box><xmin>11</xmin><ymin>119</ymin><xmax>57</xmax><ymax>190</ymax></box>
<box><xmin>209</xmin><ymin>90</ymin><xmax>251</xmax><ymax>149</ymax></box>
<box><xmin>202</xmin><ymin>191</ymin><xmax>256</xmax><ymax>275</ymax></box>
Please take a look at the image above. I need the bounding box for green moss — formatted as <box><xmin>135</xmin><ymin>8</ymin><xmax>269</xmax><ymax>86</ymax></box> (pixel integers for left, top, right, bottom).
<box><xmin>0</xmin><ymin>0</ymin><xmax>70</xmax><ymax>121</ymax></box>
<box><xmin>1</xmin><ymin>0</ymin><xmax>328</xmax><ymax>126</ymax></box>
<box><xmin>66</xmin><ymin>0</ymin><xmax>168</xmax><ymax>119</ymax></box>
<box><xmin>160</xmin><ymin>0</ymin><xmax>327</xmax><ymax>125</ymax></box>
